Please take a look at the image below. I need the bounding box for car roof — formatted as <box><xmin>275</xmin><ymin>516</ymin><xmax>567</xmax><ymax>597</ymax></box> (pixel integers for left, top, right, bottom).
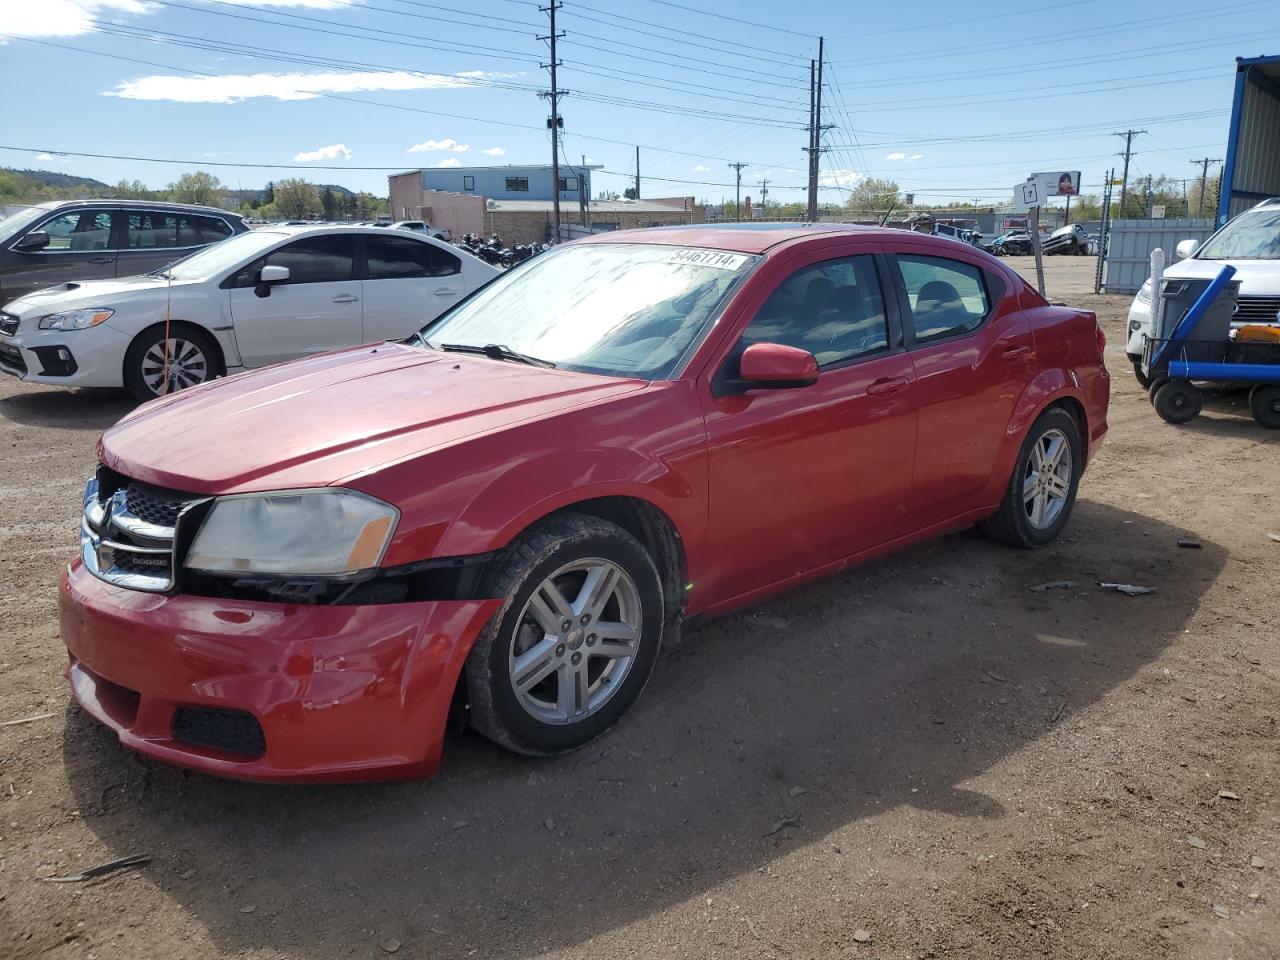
<box><xmin>32</xmin><ymin>198</ymin><xmax>243</xmax><ymax>218</ymax></box>
<box><xmin>576</xmin><ymin>222</ymin><xmax>966</xmax><ymax>255</ymax></box>
<box><xmin>254</xmin><ymin>224</ymin><xmax>445</xmax><ymax>240</ymax></box>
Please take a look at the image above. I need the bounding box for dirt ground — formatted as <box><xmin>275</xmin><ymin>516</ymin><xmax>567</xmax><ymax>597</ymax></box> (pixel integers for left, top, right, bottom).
<box><xmin>1</xmin><ymin>257</ymin><xmax>1277</xmax><ymax>960</ymax></box>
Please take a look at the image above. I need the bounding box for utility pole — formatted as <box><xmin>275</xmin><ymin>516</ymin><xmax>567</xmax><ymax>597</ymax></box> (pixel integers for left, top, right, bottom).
<box><xmin>539</xmin><ymin>2</ymin><xmax>564</xmax><ymax>241</ymax></box>
<box><xmin>1114</xmin><ymin>128</ymin><xmax>1145</xmax><ymax>219</ymax></box>
<box><xmin>1190</xmin><ymin>157</ymin><xmax>1221</xmax><ymax>218</ymax></box>
<box><xmin>634</xmin><ymin>146</ymin><xmax>640</xmax><ymax>200</ymax></box>
<box><xmin>729</xmin><ymin>162</ymin><xmax>747</xmax><ymax>221</ymax></box>
<box><xmin>582</xmin><ymin>153</ymin><xmax>591</xmax><ymax>228</ymax></box>
<box><xmin>806</xmin><ymin>58</ymin><xmax>817</xmax><ymax>221</ymax></box>
<box><xmin>759</xmin><ymin>178</ymin><xmax>769</xmax><ymax>220</ymax></box>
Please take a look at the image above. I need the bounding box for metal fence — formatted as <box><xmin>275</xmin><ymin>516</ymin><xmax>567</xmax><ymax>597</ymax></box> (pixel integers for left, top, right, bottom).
<box><xmin>1102</xmin><ymin>218</ymin><xmax>1218</xmax><ymax>294</ymax></box>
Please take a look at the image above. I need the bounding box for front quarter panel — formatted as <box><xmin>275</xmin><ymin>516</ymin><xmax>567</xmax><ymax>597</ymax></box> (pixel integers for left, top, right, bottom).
<box><xmin>348</xmin><ymin>381</ymin><xmax>710</xmax><ymax>580</ymax></box>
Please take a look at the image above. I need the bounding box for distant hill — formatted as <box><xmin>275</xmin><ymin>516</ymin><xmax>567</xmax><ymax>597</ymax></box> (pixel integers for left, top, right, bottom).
<box><xmin>8</xmin><ymin>168</ymin><xmax>110</xmax><ymax>190</ymax></box>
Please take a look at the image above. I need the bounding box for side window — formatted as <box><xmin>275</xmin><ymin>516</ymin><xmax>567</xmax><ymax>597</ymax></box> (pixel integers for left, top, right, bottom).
<box><xmin>36</xmin><ymin>210</ymin><xmax>113</xmax><ymax>252</ymax></box>
<box><xmin>505</xmin><ymin>177</ymin><xmax>530</xmax><ymax>192</ymax></box>
<box><xmin>127</xmin><ymin>212</ymin><xmax>232</xmax><ymax>249</ymax></box>
<box><xmin>192</xmin><ymin>215</ymin><xmax>233</xmax><ymax>244</ymax></box>
<box><xmin>229</xmin><ymin>235</ymin><xmax>356</xmax><ymax>287</ymax></box>
<box><xmin>462</xmin><ymin>176</ymin><xmax>475</xmax><ymax>191</ymax></box>
<box><xmin>740</xmin><ymin>255</ymin><xmax>889</xmax><ymax>368</ymax></box>
<box><xmin>367</xmin><ymin>235</ymin><xmax>460</xmax><ymax>280</ymax></box>
<box><xmin>896</xmin><ymin>255</ymin><xmax>990</xmax><ymax>344</ymax></box>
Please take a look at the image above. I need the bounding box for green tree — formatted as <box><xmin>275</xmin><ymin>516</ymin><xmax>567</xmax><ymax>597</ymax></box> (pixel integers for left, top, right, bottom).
<box><xmin>845</xmin><ymin>177</ymin><xmax>900</xmax><ymax>215</ymax></box>
<box><xmin>596</xmin><ymin>189</ymin><xmax>620</xmax><ymax>201</ymax></box>
<box><xmin>274</xmin><ymin>178</ymin><xmax>319</xmax><ymax>219</ymax></box>
<box><xmin>321</xmin><ymin>186</ymin><xmax>336</xmax><ymax>221</ymax></box>
<box><xmin>168</xmin><ymin>171</ymin><xmax>223</xmax><ymax>206</ymax></box>
<box><xmin>263</xmin><ymin>181</ymin><xmax>275</xmax><ymax>205</ymax></box>
<box><xmin>623</xmin><ymin>186</ymin><xmax>639</xmax><ymax>200</ymax></box>
<box><xmin>113</xmin><ymin>178</ymin><xmax>156</xmax><ymax>200</ymax></box>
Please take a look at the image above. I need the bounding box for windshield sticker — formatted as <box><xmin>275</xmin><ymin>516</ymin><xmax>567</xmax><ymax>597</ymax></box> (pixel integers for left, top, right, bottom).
<box><xmin>666</xmin><ymin>249</ymin><xmax>750</xmax><ymax>271</ymax></box>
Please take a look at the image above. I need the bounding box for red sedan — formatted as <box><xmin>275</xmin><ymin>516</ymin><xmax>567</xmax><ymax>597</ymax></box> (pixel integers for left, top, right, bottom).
<box><xmin>59</xmin><ymin>224</ymin><xmax>1109</xmax><ymax>781</ymax></box>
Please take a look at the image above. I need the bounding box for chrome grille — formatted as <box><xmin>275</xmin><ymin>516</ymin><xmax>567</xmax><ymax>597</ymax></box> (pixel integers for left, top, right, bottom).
<box><xmin>81</xmin><ymin>473</ymin><xmax>207</xmax><ymax>592</ymax></box>
<box><xmin>1235</xmin><ymin>296</ymin><xmax>1280</xmax><ymax>325</ymax></box>
<box><xmin>0</xmin><ymin>312</ymin><xmax>17</xmax><ymax>337</ymax></box>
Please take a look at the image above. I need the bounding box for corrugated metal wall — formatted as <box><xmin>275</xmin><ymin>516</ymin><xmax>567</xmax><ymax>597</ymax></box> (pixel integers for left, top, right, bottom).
<box><xmin>1102</xmin><ymin>219</ymin><xmax>1218</xmax><ymax>294</ymax></box>
<box><xmin>1229</xmin><ymin>71</ymin><xmax>1280</xmax><ymax>220</ymax></box>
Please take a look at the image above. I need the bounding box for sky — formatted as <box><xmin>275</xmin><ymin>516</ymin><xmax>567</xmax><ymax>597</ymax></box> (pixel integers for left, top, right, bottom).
<box><xmin>0</xmin><ymin>0</ymin><xmax>1273</xmax><ymax>211</ymax></box>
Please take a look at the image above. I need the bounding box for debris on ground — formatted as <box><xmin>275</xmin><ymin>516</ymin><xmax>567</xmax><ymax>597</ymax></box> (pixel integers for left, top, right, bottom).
<box><xmin>1213</xmin><ymin>904</ymin><xmax>1230</xmax><ymax>919</ymax></box>
<box><xmin>380</xmin><ymin>938</ymin><xmax>402</xmax><ymax>954</ymax></box>
<box><xmin>983</xmin><ymin>669</ymin><xmax>1010</xmax><ymax>683</ymax></box>
<box><xmin>1099</xmin><ymin>582</ymin><xmax>1156</xmax><ymax>596</ymax></box>
<box><xmin>239</xmin><ymin>905</ymin><xmax>256</xmax><ymax>914</ymax></box>
<box><xmin>1</xmin><ymin>712</ymin><xmax>55</xmax><ymax>727</ymax></box>
<box><xmin>852</xmin><ymin>929</ymin><xmax>872</xmax><ymax>944</ymax></box>
<box><xmin>1251</xmin><ymin>856</ymin><xmax>1267</xmax><ymax>869</ymax></box>
<box><xmin>1177</xmin><ymin>538</ymin><xmax>1202</xmax><ymax>549</ymax></box>
<box><xmin>1218</xmin><ymin>790</ymin><xmax>1241</xmax><ymax>801</ymax></box>
<box><xmin>40</xmin><ymin>853</ymin><xmax>151</xmax><ymax>883</ymax></box>
<box><xmin>1186</xmin><ymin>835</ymin><xmax>1207</xmax><ymax>849</ymax></box>
<box><xmin>763</xmin><ymin>815</ymin><xmax>800</xmax><ymax>837</ymax></box>
<box><xmin>1029</xmin><ymin>580</ymin><xmax>1076</xmax><ymax>592</ymax></box>
<box><xmin>1050</xmin><ymin>701</ymin><xmax>1067</xmax><ymax>723</ymax></box>
<box><xmin>787</xmin><ymin>785</ymin><xmax>807</xmax><ymax>798</ymax></box>
<box><xmin>1268</xmin><ymin>533</ymin><xmax>1280</xmax><ymax>543</ymax></box>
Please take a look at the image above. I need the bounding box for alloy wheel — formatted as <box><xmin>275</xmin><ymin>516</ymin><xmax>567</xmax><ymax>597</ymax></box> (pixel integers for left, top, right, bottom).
<box><xmin>508</xmin><ymin>558</ymin><xmax>643</xmax><ymax>725</ymax></box>
<box><xmin>1022</xmin><ymin>427</ymin><xmax>1071</xmax><ymax>530</ymax></box>
<box><xmin>141</xmin><ymin>337</ymin><xmax>209</xmax><ymax>396</ymax></box>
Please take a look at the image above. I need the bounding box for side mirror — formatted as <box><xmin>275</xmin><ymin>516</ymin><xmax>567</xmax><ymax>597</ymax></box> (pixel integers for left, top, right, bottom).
<box><xmin>14</xmin><ymin>230</ymin><xmax>50</xmax><ymax>252</ymax></box>
<box><xmin>1174</xmin><ymin>239</ymin><xmax>1198</xmax><ymax>260</ymax></box>
<box><xmin>737</xmin><ymin>342</ymin><xmax>819</xmax><ymax>389</ymax></box>
<box><xmin>254</xmin><ymin>264</ymin><xmax>290</xmax><ymax>298</ymax></box>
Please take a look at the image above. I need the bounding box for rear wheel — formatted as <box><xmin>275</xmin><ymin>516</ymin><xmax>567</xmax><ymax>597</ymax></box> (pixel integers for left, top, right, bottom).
<box><xmin>1152</xmin><ymin>380</ymin><xmax>1202</xmax><ymax>424</ymax></box>
<box><xmin>979</xmin><ymin>407</ymin><xmax>1082</xmax><ymax>549</ymax></box>
<box><xmin>123</xmin><ymin>323</ymin><xmax>220</xmax><ymax>402</ymax></box>
<box><xmin>465</xmin><ymin>514</ymin><xmax>665</xmax><ymax>756</ymax></box>
<box><xmin>1250</xmin><ymin>385</ymin><xmax>1280</xmax><ymax>429</ymax></box>
<box><xmin>1132</xmin><ymin>360</ymin><xmax>1151</xmax><ymax>388</ymax></box>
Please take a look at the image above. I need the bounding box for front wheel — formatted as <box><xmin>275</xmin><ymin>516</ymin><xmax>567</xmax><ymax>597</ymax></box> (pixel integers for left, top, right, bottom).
<box><xmin>978</xmin><ymin>407</ymin><xmax>1082</xmax><ymax>548</ymax></box>
<box><xmin>122</xmin><ymin>323</ymin><xmax>221</xmax><ymax>402</ymax></box>
<box><xmin>465</xmin><ymin>514</ymin><xmax>665</xmax><ymax>756</ymax></box>
<box><xmin>1152</xmin><ymin>380</ymin><xmax>1202</xmax><ymax>424</ymax></box>
<box><xmin>1132</xmin><ymin>360</ymin><xmax>1151</xmax><ymax>388</ymax></box>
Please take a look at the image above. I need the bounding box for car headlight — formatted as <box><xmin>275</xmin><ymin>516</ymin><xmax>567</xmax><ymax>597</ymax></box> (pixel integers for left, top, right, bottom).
<box><xmin>1135</xmin><ymin>281</ymin><xmax>1153</xmax><ymax>305</ymax></box>
<box><xmin>185</xmin><ymin>489</ymin><xmax>398</xmax><ymax>577</ymax></box>
<box><xmin>38</xmin><ymin>307</ymin><xmax>114</xmax><ymax>331</ymax></box>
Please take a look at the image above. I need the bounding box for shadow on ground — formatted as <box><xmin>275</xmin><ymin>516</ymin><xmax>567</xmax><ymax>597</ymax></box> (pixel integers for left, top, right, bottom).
<box><xmin>0</xmin><ymin>387</ymin><xmax>134</xmax><ymax>431</ymax></box>
<box><xmin>63</xmin><ymin>499</ymin><xmax>1223</xmax><ymax>958</ymax></box>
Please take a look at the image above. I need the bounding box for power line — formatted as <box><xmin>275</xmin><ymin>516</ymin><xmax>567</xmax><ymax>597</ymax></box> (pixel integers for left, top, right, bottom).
<box><xmin>568</xmin><ymin>0</ymin><xmax>807</xmax><ymax>63</ymax></box>
<box><xmin>637</xmin><ymin>0</ymin><xmax>815</xmax><ymax>39</ymax></box>
<box><xmin>1116</xmin><ymin>129</ymin><xmax>1147</xmax><ymax>217</ymax></box>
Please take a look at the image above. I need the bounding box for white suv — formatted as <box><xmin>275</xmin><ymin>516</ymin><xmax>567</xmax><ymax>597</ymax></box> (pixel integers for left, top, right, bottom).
<box><xmin>1125</xmin><ymin>197</ymin><xmax>1280</xmax><ymax>380</ymax></box>
<box><xmin>0</xmin><ymin>225</ymin><xmax>496</xmax><ymax>400</ymax></box>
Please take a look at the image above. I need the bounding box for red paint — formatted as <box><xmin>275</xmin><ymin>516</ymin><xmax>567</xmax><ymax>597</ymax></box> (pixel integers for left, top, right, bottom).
<box><xmin>65</xmin><ymin>226</ymin><xmax>1109</xmax><ymax>781</ymax></box>
<box><xmin>738</xmin><ymin>342</ymin><xmax>819</xmax><ymax>384</ymax></box>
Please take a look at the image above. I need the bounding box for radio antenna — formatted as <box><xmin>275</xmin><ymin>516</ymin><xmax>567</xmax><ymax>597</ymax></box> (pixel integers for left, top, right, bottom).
<box><xmin>161</xmin><ymin>266</ymin><xmax>173</xmax><ymax>396</ymax></box>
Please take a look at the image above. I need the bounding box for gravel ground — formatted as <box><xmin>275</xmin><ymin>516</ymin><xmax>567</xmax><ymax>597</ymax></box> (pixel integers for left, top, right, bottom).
<box><xmin>1</xmin><ymin>257</ymin><xmax>1277</xmax><ymax>960</ymax></box>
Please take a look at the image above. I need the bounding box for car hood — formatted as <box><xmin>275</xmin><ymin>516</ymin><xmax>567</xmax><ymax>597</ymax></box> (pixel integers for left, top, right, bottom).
<box><xmin>99</xmin><ymin>342</ymin><xmax>647</xmax><ymax>494</ymax></box>
<box><xmin>1164</xmin><ymin>257</ymin><xmax>1280</xmax><ymax>294</ymax></box>
<box><xmin>4</xmin><ymin>275</ymin><xmax>187</xmax><ymax>315</ymax></box>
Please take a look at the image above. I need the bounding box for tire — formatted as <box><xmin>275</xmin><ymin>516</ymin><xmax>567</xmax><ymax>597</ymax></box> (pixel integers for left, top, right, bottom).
<box><xmin>1148</xmin><ymin>378</ymin><xmax>1170</xmax><ymax>405</ymax></box>
<box><xmin>978</xmin><ymin>406</ymin><xmax>1082</xmax><ymax>549</ymax></box>
<box><xmin>1152</xmin><ymin>380</ymin><xmax>1202</xmax><ymax>424</ymax></box>
<box><xmin>465</xmin><ymin>514</ymin><xmax>665</xmax><ymax>756</ymax></box>
<box><xmin>123</xmin><ymin>322</ymin><xmax>221</xmax><ymax>403</ymax></box>
<box><xmin>1132</xmin><ymin>360</ymin><xmax>1151</xmax><ymax>389</ymax></box>
<box><xmin>1250</xmin><ymin>384</ymin><xmax>1280</xmax><ymax>429</ymax></box>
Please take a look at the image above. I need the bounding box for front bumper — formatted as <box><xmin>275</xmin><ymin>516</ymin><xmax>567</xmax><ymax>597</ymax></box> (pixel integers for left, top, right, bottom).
<box><xmin>59</xmin><ymin>559</ymin><xmax>501</xmax><ymax>782</ymax></box>
<box><xmin>0</xmin><ymin>322</ymin><xmax>133</xmax><ymax>387</ymax></box>
<box><xmin>1125</xmin><ymin>296</ymin><xmax>1152</xmax><ymax>360</ymax></box>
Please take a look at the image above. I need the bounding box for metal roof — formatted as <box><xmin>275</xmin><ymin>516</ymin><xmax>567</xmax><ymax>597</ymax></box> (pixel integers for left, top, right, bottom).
<box><xmin>486</xmin><ymin>199</ymin><xmax>691</xmax><ymax>214</ymax></box>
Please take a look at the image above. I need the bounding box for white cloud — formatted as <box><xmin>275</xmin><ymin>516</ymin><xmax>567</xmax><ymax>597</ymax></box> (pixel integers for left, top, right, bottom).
<box><xmin>434</xmin><ymin>158</ymin><xmax>461</xmax><ymax>168</ymax></box>
<box><xmin>693</xmin><ymin>165</ymin><xmax>709</xmax><ymax>172</ymax></box>
<box><xmin>884</xmin><ymin>152</ymin><xmax>907</xmax><ymax>161</ymax></box>
<box><xmin>481</xmin><ymin>147</ymin><xmax>507</xmax><ymax>156</ymax></box>
<box><xmin>32</xmin><ymin>152</ymin><xmax>70</xmax><ymax>163</ymax></box>
<box><xmin>106</xmin><ymin>70</ymin><xmax>496</xmax><ymax>104</ymax></box>
<box><xmin>218</xmin><ymin>0</ymin><xmax>359</xmax><ymax>7</ymax></box>
<box><xmin>819</xmin><ymin>169</ymin><xmax>864</xmax><ymax>189</ymax></box>
<box><xmin>407</xmin><ymin>138</ymin><xmax>469</xmax><ymax>154</ymax></box>
<box><xmin>2</xmin><ymin>1</ymin><xmax>149</xmax><ymax>39</ymax></box>
<box><xmin>906</xmin><ymin>154</ymin><xmax>924</xmax><ymax>162</ymax></box>
<box><xmin>294</xmin><ymin>143</ymin><xmax>352</xmax><ymax>162</ymax></box>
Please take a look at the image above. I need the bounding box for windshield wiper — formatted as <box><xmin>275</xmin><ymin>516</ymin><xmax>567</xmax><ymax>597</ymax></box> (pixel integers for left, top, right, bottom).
<box><xmin>438</xmin><ymin>343</ymin><xmax>556</xmax><ymax>368</ymax></box>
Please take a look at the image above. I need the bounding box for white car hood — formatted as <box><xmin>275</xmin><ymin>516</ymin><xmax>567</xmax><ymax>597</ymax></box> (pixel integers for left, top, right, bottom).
<box><xmin>3</xmin><ymin>276</ymin><xmax>189</xmax><ymax>316</ymax></box>
<box><xmin>1164</xmin><ymin>257</ymin><xmax>1280</xmax><ymax>296</ymax></box>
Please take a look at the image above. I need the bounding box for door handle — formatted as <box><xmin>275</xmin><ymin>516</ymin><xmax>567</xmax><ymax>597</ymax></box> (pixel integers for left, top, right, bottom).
<box><xmin>866</xmin><ymin>376</ymin><xmax>911</xmax><ymax>397</ymax></box>
<box><xmin>1001</xmin><ymin>344</ymin><xmax>1033</xmax><ymax>361</ymax></box>
<box><xmin>87</xmin><ymin>257</ymin><xmax>114</xmax><ymax>264</ymax></box>
<box><xmin>433</xmin><ymin>288</ymin><xmax>461</xmax><ymax>297</ymax></box>
<box><xmin>332</xmin><ymin>294</ymin><xmax>360</xmax><ymax>303</ymax></box>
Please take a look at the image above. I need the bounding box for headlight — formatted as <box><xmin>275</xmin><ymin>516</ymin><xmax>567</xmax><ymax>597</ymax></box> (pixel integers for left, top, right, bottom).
<box><xmin>38</xmin><ymin>307</ymin><xmax>114</xmax><ymax>331</ymax></box>
<box><xmin>185</xmin><ymin>489</ymin><xmax>398</xmax><ymax>577</ymax></box>
<box><xmin>1135</xmin><ymin>281</ymin><xmax>1153</xmax><ymax>305</ymax></box>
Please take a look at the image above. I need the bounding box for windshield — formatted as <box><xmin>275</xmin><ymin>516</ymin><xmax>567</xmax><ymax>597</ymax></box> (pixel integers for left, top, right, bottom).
<box><xmin>419</xmin><ymin>243</ymin><xmax>758</xmax><ymax>379</ymax></box>
<box><xmin>1198</xmin><ymin>207</ymin><xmax>1280</xmax><ymax>260</ymax></box>
<box><xmin>0</xmin><ymin>205</ymin><xmax>49</xmax><ymax>242</ymax></box>
<box><xmin>161</xmin><ymin>230</ymin><xmax>290</xmax><ymax>280</ymax></box>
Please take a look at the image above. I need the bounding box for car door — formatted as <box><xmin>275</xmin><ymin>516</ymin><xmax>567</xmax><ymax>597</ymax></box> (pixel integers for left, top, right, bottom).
<box><xmin>4</xmin><ymin>208</ymin><xmax>118</xmax><ymax>298</ymax></box>
<box><xmin>115</xmin><ymin>210</ymin><xmax>234</xmax><ymax>278</ymax></box>
<box><xmin>888</xmin><ymin>247</ymin><xmax>1036</xmax><ymax>529</ymax></box>
<box><xmin>226</xmin><ymin>233</ymin><xmax>362</xmax><ymax>367</ymax></box>
<box><xmin>699</xmin><ymin>249</ymin><xmax>919</xmax><ymax>600</ymax></box>
<box><xmin>361</xmin><ymin>233</ymin><xmax>466</xmax><ymax>342</ymax></box>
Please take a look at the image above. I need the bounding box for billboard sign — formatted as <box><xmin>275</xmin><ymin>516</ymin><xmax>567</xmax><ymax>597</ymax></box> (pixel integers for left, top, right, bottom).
<box><xmin>1031</xmin><ymin>171</ymin><xmax>1082</xmax><ymax>196</ymax></box>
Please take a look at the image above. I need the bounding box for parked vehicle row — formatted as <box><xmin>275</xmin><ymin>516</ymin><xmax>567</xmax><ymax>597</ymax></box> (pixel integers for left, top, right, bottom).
<box><xmin>57</xmin><ymin>224</ymin><xmax>1110</xmax><ymax>781</ymax></box>
<box><xmin>0</xmin><ymin>223</ymin><xmax>497</xmax><ymax>399</ymax></box>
